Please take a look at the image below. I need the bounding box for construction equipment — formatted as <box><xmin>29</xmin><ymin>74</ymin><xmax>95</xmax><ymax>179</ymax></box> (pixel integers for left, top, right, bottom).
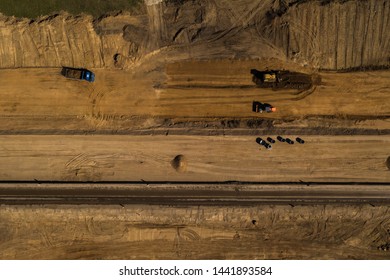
<box><xmin>252</xmin><ymin>101</ymin><xmax>276</xmax><ymax>113</ymax></box>
<box><xmin>250</xmin><ymin>69</ymin><xmax>312</xmax><ymax>90</ymax></box>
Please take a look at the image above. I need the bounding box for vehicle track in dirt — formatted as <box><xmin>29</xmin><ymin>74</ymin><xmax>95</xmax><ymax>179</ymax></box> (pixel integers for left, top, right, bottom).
<box><xmin>1</xmin><ymin>201</ymin><xmax>390</xmax><ymax>259</ymax></box>
<box><xmin>0</xmin><ymin>62</ymin><xmax>389</xmax><ymax>133</ymax></box>
<box><xmin>0</xmin><ymin>135</ymin><xmax>388</xmax><ymax>183</ymax></box>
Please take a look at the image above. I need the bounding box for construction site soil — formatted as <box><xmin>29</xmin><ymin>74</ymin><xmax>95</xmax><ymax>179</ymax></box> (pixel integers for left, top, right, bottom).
<box><xmin>0</xmin><ymin>0</ymin><xmax>389</xmax><ymax>259</ymax></box>
<box><xmin>1</xmin><ymin>204</ymin><xmax>390</xmax><ymax>259</ymax></box>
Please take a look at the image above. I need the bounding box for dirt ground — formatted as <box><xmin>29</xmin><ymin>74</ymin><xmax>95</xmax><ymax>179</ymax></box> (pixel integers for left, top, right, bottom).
<box><xmin>0</xmin><ymin>0</ymin><xmax>389</xmax><ymax>260</ymax></box>
<box><xmin>0</xmin><ymin>135</ymin><xmax>389</xmax><ymax>182</ymax></box>
<box><xmin>0</xmin><ymin>61</ymin><xmax>389</xmax><ymax>133</ymax></box>
<box><xmin>1</xmin><ymin>0</ymin><xmax>389</xmax><ymax>70</ymax></box>
<box><xmin>1</xmin><ymin>204</ymin><xmax>390</xmax><ymax>259</ymax></box>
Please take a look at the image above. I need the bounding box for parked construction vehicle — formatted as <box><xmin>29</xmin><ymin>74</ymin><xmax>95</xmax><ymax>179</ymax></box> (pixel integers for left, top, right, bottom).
<box><xmin>61</xmin><ymin>67</ymin><xmax>95</xmax><ymax>82</ymax></box>
<box><xmin>250</xmin><ymin>69</ymin><xmax>312</xmax><ymax>90</ymax></box>
<box><xmin>252</xmin><ymin>101</ymin><xmax>276</xmax><ymax>113</ymax></box>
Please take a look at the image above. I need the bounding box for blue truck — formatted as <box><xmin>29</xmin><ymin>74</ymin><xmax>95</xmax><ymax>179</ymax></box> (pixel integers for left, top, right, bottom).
<box><xmin>61</xmin><ymin>67</ymin><xmax>95</xmax><ymax>82</ymax></box>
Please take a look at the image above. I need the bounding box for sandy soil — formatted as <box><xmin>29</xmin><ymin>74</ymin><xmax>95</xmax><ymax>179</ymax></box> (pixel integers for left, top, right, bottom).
<box><xmin>1</xmin><ymin>204</ymin><xmax>390</xmax><ymax>259</ymax></box>
<box><xmin>0</xmin><ymin>60</ymin><xmax>389</xmax><ymax>133</ymax></box>
<box><xmin>0</xmin><ymin>0</ymin><xmax>389</xmax><ymax>70</ymax></box>
<box><xmin>0</xmin><ymin>135</ymin><xmax>388</xmax><ymax>182</ymax></box>
<box><xmin>0</xmin><ymin>0</ymin><xmax>389</xmax><ymax>260</ymax></box>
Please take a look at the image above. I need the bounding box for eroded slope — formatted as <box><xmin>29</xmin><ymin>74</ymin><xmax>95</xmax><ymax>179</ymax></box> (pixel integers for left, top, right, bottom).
<box><xmin>0</xmin><ymin>0</ymin><xmax>389</xmax><ymax>70</ymax></box>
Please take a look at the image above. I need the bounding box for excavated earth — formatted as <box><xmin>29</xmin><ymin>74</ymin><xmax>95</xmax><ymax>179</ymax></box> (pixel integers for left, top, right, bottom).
<box><xmin>0</xmin><ymin>0</ymin><xmax>388</xmax><ymax>69</ymax></box>
<box><xmin>0</xmin><ymin>0</ymin><xmax>390</xmax><ymax>259</ymax></box>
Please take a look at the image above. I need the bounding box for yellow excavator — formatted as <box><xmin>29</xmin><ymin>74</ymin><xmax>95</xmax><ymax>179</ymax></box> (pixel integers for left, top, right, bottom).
<box><xmin>250</xmin><ymin>69</ymin><xmax>312</xmax><ymax>90</ymax></box>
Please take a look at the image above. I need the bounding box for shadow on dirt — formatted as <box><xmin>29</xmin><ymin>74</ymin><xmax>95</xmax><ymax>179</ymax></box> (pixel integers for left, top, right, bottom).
<box><xmin>171</xmin><ymin>155</ymin><xmax>187</xmax><ymax>172</ymax></box>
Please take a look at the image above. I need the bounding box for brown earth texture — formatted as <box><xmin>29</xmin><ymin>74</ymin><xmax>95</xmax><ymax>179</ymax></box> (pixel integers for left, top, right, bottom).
<box><xmin>0</xmin><ymin>0</ymin><xmax>390</xmax><ymax>259</ymax></box>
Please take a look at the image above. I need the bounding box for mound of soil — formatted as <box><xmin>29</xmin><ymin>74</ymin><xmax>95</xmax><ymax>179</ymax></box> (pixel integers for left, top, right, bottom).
<box><xmin>171</xmin><ymin>154</ymin><xmax>187</xmax><ymax>172</ymax></box>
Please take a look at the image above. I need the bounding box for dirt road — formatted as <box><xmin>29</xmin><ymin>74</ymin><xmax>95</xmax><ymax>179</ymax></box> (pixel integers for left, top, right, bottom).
<box><xmin>0</xmin><ymin>62</ymin><xmax>389</xmax><ymax>132</ymax></box>
<box><xmin>0</xmin><ymin>135</ymin><xmax>388</xmax><ymax>182</ymax></box>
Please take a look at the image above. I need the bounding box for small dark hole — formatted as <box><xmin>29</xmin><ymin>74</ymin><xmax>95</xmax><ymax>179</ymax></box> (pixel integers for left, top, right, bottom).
<box><xmin>113</xmin><ymin>53</ymin><xmax>120</xmax><ymax>63</ymax></box>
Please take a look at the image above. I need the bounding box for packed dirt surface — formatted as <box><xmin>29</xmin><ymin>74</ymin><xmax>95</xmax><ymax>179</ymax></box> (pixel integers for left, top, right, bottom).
<box><xmin>1</xmin><ymin>204</ymin><xmax>390</xmax><ymax>259</ymax></box>
<box><xmin>0</xmin><ymin>61</ymin><xmax>389</xmax><ymax>133</ymax></box>
<box><xmin>0</xmin><ymin>135</ymin><xmax>388</xmax><ymax>182</ymax></box>
<box><xmin>0</xmin><ymin>0</ymin><xmax>390</xmax><ymax>260</ymax></box>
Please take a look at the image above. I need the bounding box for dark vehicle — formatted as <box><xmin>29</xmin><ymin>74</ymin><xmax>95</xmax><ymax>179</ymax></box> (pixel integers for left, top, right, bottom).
<box><xmin>256</xmin><ymin>137</ymin><xmax>266</xmax><ymax>145</ymax></box>
<box><xmin>252</xmin><ymin>101</ymin><xmax>276</xmax><ymax>113</ymax></box>
<box><xmin>296</xmin><ymin>137</ymin><xmax>305</xmax><ymax>144</ymax></box>
<box><xmin>267</xmin><ymin>137</ymin><xmax>276</xmax><ymax>143</ymax></box>
<box><xmin>250</xmin><ymin>69</ymin><xmax>312</xmax><ymax>90</ymax></box>
<box><xmin>61</xmin><ymin>67</ymin><xmax>95</xmax><ymax>82</ymax></box>
<box><xmin>264</xmin><ymin>143</ymin><xmax>272</xmax><ymax>150</ymax></box>
<box><xmin>256</xmin><ymin>137</ymin><xmax>272</xmax><ymax>150</ymax></box>
<box><xmin>286</xmin><ymin>138</ymin><xmax>294</xmax><ymax>144</ymax></box>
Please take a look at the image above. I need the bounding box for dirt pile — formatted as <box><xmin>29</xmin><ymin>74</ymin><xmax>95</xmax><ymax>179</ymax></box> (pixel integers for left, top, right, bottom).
<box><xmin>171</xmin><ymin>154</ymin><xmax>187</xmax><ymax>172</ymax></box>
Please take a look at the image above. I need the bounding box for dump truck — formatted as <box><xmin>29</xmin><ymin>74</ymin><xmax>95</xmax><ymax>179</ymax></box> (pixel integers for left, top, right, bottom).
<box><xmin>250</xmin><ymin>69</ymin><xmax>312</xmax><ymax>90</ymax></box>
<box><xmin>61</xmin><ymin>67</ymin><xmax>95</xmax><ymax>82</ymax></box>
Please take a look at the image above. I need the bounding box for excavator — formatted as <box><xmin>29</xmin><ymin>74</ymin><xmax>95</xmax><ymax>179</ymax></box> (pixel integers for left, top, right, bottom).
<box><xmin>250</xmin><ymin>69</ymin><xmax>312</xmax><ymax>90</ymax></box>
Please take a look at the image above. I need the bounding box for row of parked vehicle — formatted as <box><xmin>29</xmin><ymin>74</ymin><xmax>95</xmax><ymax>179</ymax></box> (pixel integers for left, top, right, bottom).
<box><xmin>256</xmin><ymin>136</ymin><xmax>305</xmax><ymax>150</ymax></box>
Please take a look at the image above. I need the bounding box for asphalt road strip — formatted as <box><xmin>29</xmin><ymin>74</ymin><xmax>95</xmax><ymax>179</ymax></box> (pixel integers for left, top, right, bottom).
<box><xmin>0</xmin><ymin>182</ymin><xmax>389</xmax><ymax>205</ymax></box>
